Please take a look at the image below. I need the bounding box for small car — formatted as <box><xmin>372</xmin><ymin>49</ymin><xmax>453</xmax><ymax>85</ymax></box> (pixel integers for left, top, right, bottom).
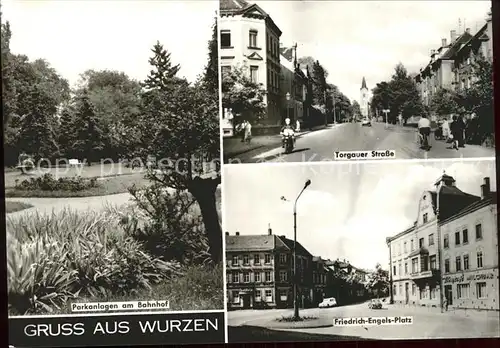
<box><xmin>361</xmin><ymin>119</ymin><xmax>372</xmax><ymax>127</ymax></box>
<box><xmin>368</xmin><ymin>299</ymin><xmax>383</xmax><ymax>309</ymax></box>
<box><xmin>319</xmin><ymin>297</ymin><xmax>337</xmax><ymax>308</ymax></box>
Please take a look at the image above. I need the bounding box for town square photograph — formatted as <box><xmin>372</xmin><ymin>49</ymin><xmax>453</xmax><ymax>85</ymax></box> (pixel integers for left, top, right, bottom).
<box><xmin>222</xmin><ymin>159</ymin><xmax>499</xmax><ymax>342</ymax></box>
<box><xmin>2</xmin><ymin>0</ymin><xmax>224</xmax><ymax>316</ymax></box>
<box><xmin>220</xmin><ymin>0</ymin><xmax>495</xmax><ymax>163</ymax></box>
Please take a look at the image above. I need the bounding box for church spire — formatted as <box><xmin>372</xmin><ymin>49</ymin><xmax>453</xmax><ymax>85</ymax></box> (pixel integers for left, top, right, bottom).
<box><xmin>361</xmin><ymin>77</ymin><xmax>367</xmax><ymax>90</ymax></box>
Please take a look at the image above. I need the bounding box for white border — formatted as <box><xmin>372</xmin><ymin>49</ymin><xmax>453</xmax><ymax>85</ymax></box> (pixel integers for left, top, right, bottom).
<box><xmin>9</xmin><ymin>309</ymin><xmax>225</xmax><ymax>319</ymax></box>
<box><xmin>216</xmin><ymin>7</ymin><xmax>229</xmax><ymax>344</ymax></box>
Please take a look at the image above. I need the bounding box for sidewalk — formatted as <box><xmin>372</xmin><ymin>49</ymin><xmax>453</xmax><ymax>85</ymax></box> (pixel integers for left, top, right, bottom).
<box><xmin>387</xmin><ymin>303</ymin><xmax>499</xmax><ymax>322</ymax></box>
<box><xmin>223</xmin><ymin>125</ymin><xmax>333</xmax><ymax>158</ymax></box>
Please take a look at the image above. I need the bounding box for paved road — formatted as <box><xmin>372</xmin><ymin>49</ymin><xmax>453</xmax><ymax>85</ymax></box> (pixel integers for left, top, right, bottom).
<box><xmin>236</xmin><ymin>122</ymin><xmax>495</xmax><ymax>163</ymax></box>
<box><xmin>228</xmin><ymin>302</ymin><xmax>500</xmax><ymax>340</ymax></box>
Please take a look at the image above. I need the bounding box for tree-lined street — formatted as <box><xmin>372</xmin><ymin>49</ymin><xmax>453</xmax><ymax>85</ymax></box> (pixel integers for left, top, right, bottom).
<box><xmin>232</xmin><ymin>122</ymin><xmax>494</xmax><ymax>163</ymax></box>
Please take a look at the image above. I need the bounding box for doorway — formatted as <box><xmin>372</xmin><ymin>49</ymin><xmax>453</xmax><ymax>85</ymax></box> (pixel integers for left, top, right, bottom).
<box><xmin>242</xmin><ymin>294</ymin><xmax>252</xmax><ymax>309</ymax></box>
<box><xmin>405</xmin><ymin>283</ymin><xmax>409</xmax><ymax>304</ymax></box>
<box><xmin>445</xmin><ymin>285</ymin><xmax>453</xmax><ymax>306</ymax></box>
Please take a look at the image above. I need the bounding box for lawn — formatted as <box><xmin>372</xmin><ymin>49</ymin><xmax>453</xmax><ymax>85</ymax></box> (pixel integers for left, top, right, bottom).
<box><xmin>5</xmin><ymin>201</ymin><xmax>33</xmax><ymax>214</ymax></box>
<box><xmin>5</xmin><ymin>173</ymin><xmax>149</xmax><ymax>198</ymax></box>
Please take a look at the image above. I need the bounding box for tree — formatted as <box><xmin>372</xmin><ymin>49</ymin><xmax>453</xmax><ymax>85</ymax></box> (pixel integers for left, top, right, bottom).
<box><xmin>387</xmin><ymin>63</ymin><xmax>425</xmax><ymax>122</ymax></box>
<box><xmin>430</xmin><ymin>88</ymin><xmax>460</xmax><ymax>117</ymax></box>
<box><xmin>136</xmin><ymin>41</ymin><xmax>222</xmax><ymax>263</ymax></box>
<box><xmin>2</xmin><ymin>18</ymin><xmax>16</xmax><ymax>128</ymax></box>
<box><xmin>203</xmin><ymin>16</ymin><xmax>219</xmax><ymax>94</ymax></box>
<box><xmin>366</xmin><ymin>263</ymin><xmax>389</xmax><ymax>298</ymax></box>
<box><xmin>311</xmin><ymin>60</ymin><xmax>328</xmax><ymax>107</ymax></box>
<box><xmin>221</xmin><ymin>65</ymin><xmax>266</xmax><ymax>123</ymax></box>
<box><xmin>351</xmin><ymin>100</ymin><xmax>361</xmax><ymax>119</ymax></box>
<box><xmin>370</xmin><ymin>81</ymin><xmax>392</xmax><ymax>116</ymax></box>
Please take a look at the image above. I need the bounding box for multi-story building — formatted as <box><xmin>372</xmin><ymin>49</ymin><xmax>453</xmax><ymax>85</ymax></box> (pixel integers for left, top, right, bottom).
<box><xmin>219</xmin><ymin>0</ymin><xmax>282</xmax><ymax>125</ymax></box>
<box><xmin>279</xmin><ymin>46</ymin><xmax>307</xmax><ymax>124</ymax></box>
<box><xmin>440</xmin><ymin>177</ymin><xmax>498</xmax><ymax>310</ymax></box>
<box><xmin>387</xmin><ymin>173</ymin><xmax>484</xmax><ymax>308</ymax></box>
<box><xmin>312</xmin><ymin>257</ymin><xmax>330</xmax><ymax>305</ymax></box>
<box><xmin>225</xmin><ymin>227</ymin><xmax>314</xmax><ymax>310</ymax></box>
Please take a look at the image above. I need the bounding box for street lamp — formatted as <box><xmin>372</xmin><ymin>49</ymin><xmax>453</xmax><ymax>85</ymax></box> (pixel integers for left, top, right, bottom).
<box><xmin>282</xmin><ymin>179</ymin><xmax>312</xmax><ymax>319</ymax></box>
<box><xmin>286</xmin><ymin>92</ymin><xmax>291</xmax><ymax>122</ymax></box>
<box><xmin>382</xmin><ymin>109</ymin><xmax>390</xmax><ymax>128</ymax></box>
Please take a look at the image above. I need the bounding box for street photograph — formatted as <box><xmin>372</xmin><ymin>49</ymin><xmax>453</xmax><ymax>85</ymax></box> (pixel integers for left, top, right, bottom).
<box><xmin>3</xmin><ymin>0</ymin><xmax>224</xmax><ymax>316</ymax></box>
<box><xmin>222</xmin><ymin>159</ymin><xmax>499</xmax><ymax>342</ymax></box>
<box><xmin>220</xmin><ymin>0</ymin><xmax>495</xmax><ymax>163</ymax></box>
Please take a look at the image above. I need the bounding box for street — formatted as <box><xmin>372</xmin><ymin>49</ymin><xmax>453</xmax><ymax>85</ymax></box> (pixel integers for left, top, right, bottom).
<box><xmin>228</xmin><ymin>301</ymin><xmax>500</xmax><ymax>340</ymax></box>
<box><xmin>232</xmin><ymin>122</ymin><xmax>495</xmax><ymax>163</ymax></box>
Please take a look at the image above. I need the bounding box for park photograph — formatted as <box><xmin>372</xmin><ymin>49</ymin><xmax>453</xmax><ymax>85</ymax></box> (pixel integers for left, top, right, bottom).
<box><xmin>2</xmin><ymin>0</ymin><xmax>224</xmax><ymax>316</ymax></box>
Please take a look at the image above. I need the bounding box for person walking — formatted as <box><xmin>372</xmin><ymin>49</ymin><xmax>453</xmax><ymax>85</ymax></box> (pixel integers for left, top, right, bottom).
<box><xmin>243</xmin><ymin>120</ymin><xmax>252</xmax><ymax>143</ymax></box>
<box><xmin>457</xmin><ymin>115</ymin><xmax>466</xmax><ymax>148</ymax></box>
<box><xmin>450</xmin><ymin>115</ymin><xmax>460</xmax><ymax>150</ymax></box>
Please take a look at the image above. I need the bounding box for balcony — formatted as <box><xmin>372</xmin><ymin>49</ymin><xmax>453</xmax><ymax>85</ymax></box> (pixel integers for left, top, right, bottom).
<box><xmin>410</xmin><ymin>269</ymin><xmax>440</xmax><ymax>280</ymax></box>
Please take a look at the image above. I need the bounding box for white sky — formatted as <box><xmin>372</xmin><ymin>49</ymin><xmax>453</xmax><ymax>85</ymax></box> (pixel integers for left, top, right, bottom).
<box><xmin>1</xmin><ymin>0</ymin><xmax>217</xmax><ymax>86</ymax></box>
<box><xmin>223</xmin><ymin>160</ymin><xmax>496</xmax><ymax>270</ymax></box>
<box><xmin>254</xmin><ymin>0</ymin><xmax>491</xmax><ymax>103</ymax></box>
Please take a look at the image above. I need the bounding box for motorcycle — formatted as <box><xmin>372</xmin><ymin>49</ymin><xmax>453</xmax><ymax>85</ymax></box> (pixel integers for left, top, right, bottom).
<box><xmin>282</xmin><ymin>129</ymin><xmax>295</xmax><ymax>154</ymax></box>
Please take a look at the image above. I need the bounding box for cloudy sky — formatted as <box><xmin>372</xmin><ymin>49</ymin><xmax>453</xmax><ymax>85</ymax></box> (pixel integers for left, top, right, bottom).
<box><xmin>254</xmin><ymin>0</ymin><xmax>491</xmax><ymax>103</ymax></box>
<box><xmin>223</xmin><ymin>160</ymin><xmax>496</xmax><ymax>270</ymax></box>
<box><xmin>1</xmin><ymin>0</ymin><xmax>217</xmax><ymax>86</ymax></box>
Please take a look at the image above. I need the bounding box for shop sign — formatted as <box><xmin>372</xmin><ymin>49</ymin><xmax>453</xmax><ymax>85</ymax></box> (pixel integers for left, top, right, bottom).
<box><xmin>443</xmin><ymin>274</ymin><xmax>464</xmax><ymax>284</ymax></box>
<box><xmin>443</xmin><ymin>270</ymin><xmax>496</xmax><ymax>284</ymax></box>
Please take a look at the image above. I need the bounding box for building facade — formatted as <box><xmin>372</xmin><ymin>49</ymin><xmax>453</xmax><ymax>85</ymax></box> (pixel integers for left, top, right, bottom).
<box><xmin>360</xmin><ymin>77</ymin><xmax>369</xmax><ymax>119</ymax></box>
<box><xmin>219</xmin><ymin>0</ymin><xmax>282</xmax><ymax>125</ymax></box>
<box><xmin>386</xmin><ymin>173</ymin><xmax>497</xmax><ymax>310</ymax></box>
<box><xmin>225</xmin><ymin>227</ymin><xmax>314</xmax><ymax>310</ymax></box>
<box><xmin>279</xmin><ymin>46</ymin><xmax>307</xmax><ymax>125</ymax></box>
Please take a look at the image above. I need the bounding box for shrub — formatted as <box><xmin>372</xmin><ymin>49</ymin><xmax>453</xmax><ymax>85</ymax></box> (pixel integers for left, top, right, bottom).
<box><xmin>277</xmin><ymin>315</ymin><xmax>318</xmax><ymax>322</ymax></box>
<box><xmin>14</xmin><ymin>173</ymin><xmax>100</xmax><ymax>192</ymax></box>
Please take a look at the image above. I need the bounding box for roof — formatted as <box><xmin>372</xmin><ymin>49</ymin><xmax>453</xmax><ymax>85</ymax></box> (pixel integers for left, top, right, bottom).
<box><xmin>280</xmin><ymin>237</ymin><xmax>313</xmax><ymax>257</ymax></box>
<box><xmin>219</xmin><ymin>0</ymin><xmax>251</xmax><ymax>12</ymax></box>
<box><xmin>440</xmin><ymin>31</ymin><xmax>474</xmax><ymax>60</ymax></box>
<box><xmin>454</xmin><ymin>23</ymin><xmax>489</xmax><ymax>59</ymax></box>
<box><xmin>220</xmin><ymin>1</ymin><xmax>282</xmax><ymax>36</ymax></box>
<box><xmin>225</xmin><ymin>233</ymin><xmax>312</xmax><ymax>257</ymax></box>
<box><xmin>440</xmin><ymin>192</ymin><xmax>496</xmax><ymax>225</ymax></box>
<box><xmin>361</xmin><ymin>77</ymin><xmax>367</xmax><ymax>90</ymax></box>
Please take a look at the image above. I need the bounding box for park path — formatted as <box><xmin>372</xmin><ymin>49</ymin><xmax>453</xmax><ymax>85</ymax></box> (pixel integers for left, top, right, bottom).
<box><xmin>5</xmin><ymin>193</ymin><xmax>134</xmax><ymax>219</ymax></box>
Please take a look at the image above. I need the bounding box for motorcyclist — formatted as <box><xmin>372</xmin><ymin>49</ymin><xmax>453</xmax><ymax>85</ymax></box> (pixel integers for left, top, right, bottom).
<box><xmin>417</xmin><ymin>115</ymin><xmax>431</xmax><ymax>148</ymax></box>
<box><xmin>280</xmin><ymin>118</ymin><xmax>295</xmax><ymax>148</ymax></box>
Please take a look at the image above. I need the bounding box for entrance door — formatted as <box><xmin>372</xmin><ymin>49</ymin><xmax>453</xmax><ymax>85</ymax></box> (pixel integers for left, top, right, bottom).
<box><xmin>445</xmin><ymin>285</ymin><xmax>453</xmax><ymax>306</ymax></box>
<box><xmin>242</xmin><ymin>294</ymin><xmax>250</xmax><ymax>309</ymax></box>
<box><xmin>405</xmin><ymin>283</ymin><xmax>409</xmax><ymax>304</ymax></box>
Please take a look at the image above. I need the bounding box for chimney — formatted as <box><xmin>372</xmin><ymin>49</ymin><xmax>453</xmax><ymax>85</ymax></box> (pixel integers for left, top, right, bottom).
<box><xmin>268</xmin><ymin>223</ymin><xmax>272</xmax><ymax>235</ymax></box>
<box><xmin>235</xmin><ymin>231</ymin><xmax>240</xmax><ymax>236</ymax></box>
<box><xmin>466</xmin><ymin>28</ymin><xmax>471</xmax><ymax>34</ymax></box>
<box><xmin>450</xmin><ymin>30</ymin><xmax>457</xmax><ymax>42</ymax></box>
<box><xmin>430</xmin><ymin>49</ymin><xmax>436</xmax><ymax>56</ymax></box>
<box><xmin>481</xmin><ymin>177</ymin><xmax>491</xmax><ymax>199</ymax></box>
<box><xmin>441</xmin><ymin>38</ymin><xmax>447</xmax><ymax>47</ymax></box>
<box><xmin>225</xmin><ymin>232</ymin><xmax>229</xmax><ymax>236</ymax></box>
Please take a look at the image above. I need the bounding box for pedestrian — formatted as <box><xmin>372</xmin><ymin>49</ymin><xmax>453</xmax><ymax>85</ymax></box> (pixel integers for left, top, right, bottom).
<box><xmin>457</xmin><ymin>115</ymin><xmax>466</xmax><ymax>148</ymax></box>
<box><xmin>444</xmin><ymin>296</ymin><xmax>449</xmax><ymax>311</ymax></box>
<box><xmin>450</xmin><ymin>115</ymin><xmax>460</xmax><ymax>150</ymax></box>
<box><xmin>239</xmin><ymin>120</ymin><xmax>247</xmax><ymax>142</ymax></box>
<box><xmin>296</xmin><ymin>119</ymin><xmax>301</xmax><ymax>133</ymax></box>
<box><xmin>243</xmin><ymin>119</ymin><xmax>252</xmax><ymax>144</ymax></box>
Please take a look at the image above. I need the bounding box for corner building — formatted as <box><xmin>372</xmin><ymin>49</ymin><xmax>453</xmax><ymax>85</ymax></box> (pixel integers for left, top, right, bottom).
<box><xmin>387</xmin><ymin>174</ymin><xmax>498</xmax><ymax>310</ymax></box>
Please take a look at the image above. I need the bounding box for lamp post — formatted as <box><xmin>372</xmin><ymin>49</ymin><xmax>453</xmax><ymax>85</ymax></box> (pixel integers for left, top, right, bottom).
<box><xmin>286</xmin><ymin>92</ymin><xmax>291</xmax><ymax>122</ymax></box>
<box><xmin>281</xmin><ymin>179</ymin><xmax>312</xmax><ymax>320</ymax></box>
<box><xmin>382</xmin><ymin>109</ymin><xmax>390</xmax><ymax>128</ymax></box>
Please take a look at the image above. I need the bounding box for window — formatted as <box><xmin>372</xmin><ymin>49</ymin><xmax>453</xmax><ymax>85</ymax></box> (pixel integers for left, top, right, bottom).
<box><xmin>444</xmin><ymin>258</ymin><xmax>450</xmax><ymax>273</ymax></box>
<box><xmin>243</xmin><ymin>255</ymin><xmax>249</xmax><ymax>265</ymax></box>
<box><xmin>455</xmin><ymin>231</ymin><xmax>460</xmax><ymax>245</ymax></box>
<box><xmin>265</xmin><ymin>289</ymin><xmax>273</xmax><ymax>302</ymax></box>
<box><xmin>232</xmin><ymin>256</ymin><xmax>238</xmax><ymax>266</ymax></box>
<box><xmin>279</xmin><ymin>270</ymin><xmax>287</xmax><ymax>282</ymax></box>
<box><xmin>280</xmin><ymin>254</ymin><xmax>287</xmax><ymax>264</ymax></box>
<box><xmin>255</xmin><ymin>290</ymin><xmax>261</xmax><ymax>301</ymax></box>
<box><xmin>221</xmin><ymin>65</ymin><xmax>231</xmax><ymax>77</ymax></box>
<box><xmin>419</xmin><ymin>238</ymin><xmax>424</xmax><ymax>248</ymax></box>
<box><xmin>255</xmin><ymin>272</ymin><xmax>261</xmax><ymax>282</ymax></box>
<box><xmin>411</xmin><ymin>258</ymin><xmax>418</xmax><ymax>273</ymax></box>
<box><xmin>232</xmin><ymin>291</ymin><xmax>240</xmax><ymax>304</ymax></box>
<box><xmin>404</xmin><ymin>242</ymin><xmax>407</xmax><ymax>253</ymax></box>
<box><xmin>411</xmin><ymin>239</ymin><xmax>414</xmax><ymax>251</ymax></box>
<box><xmin>430</xmin><ymin>255</ymin><xmax>437</xmax><ymax>270</ymax></box>
<box><xmin>457</xmin><ymin>283</ymin><xmax>470</xmax><ymax>299</ymax></box>
<box><xmin>476</xmin><ymin>282</ymin><xmax>487</xmax><ymax>299</ymax></box>
<box><xmin>221</xmin><ymin>30</ymin><xmax>231</xmax><ymax>48</ymax></box>
<box><xmin>393</xmin><ymin>285</ymin><xmax>397</xmax><ymax>295</ymax></box>
<box><xmin>249</xmin><ymin>30</ymin><xmax>258</xmax><ymax>48</ymax></box>
<box><xmin>264</xmin><ymin>254</ymin><xmax>271</xmax><ymax>264</ymax></box>
<box><xmin>404</xmin><ymin>262</ymin><xmax>408</xmax><ymax>275</ymax></box>
<box><xmin>423</xmin><ymin>213</ymin><xmax>428</xmax><ymax>223</ymax></box>
<box><xmin>430</xmin><ymin>287</ymin><xmax>436</xmax><ymax>299</ymax></box>
<box><xmin>412</xmin><ymin>283</ymin><xmax>416</xmax><ymax>296</ymax></box>
<box><xmin>243</xmin><ymin>273</ymin><xmax>250</xmax><ymax>283</ymax></box>
<box><xmin>398</xmin><ymin>262</ymin><xmax>402</xmax><ymax>276</ymax></box>
<box><xmin>477</xmin><ymin>252</ymin><xmax>483</xmax><ymax>268</ymax></box>
<box><xmin>279</xmin><ymin>289</ymin><xmax>287</xmax><ymax>300</ymax></box>
<box><xmin>421</xmin><ymin>255</ymin><xmax>429</xmax><ymax>272</ymax></box>
<box><xmin>429</xmin><ymin>234</ymin><xmax>434</xmax><ymax>246</ymax></box>
<box><xmin>393</xmin><ymin>265</ymin><xmax>397</xmax><ymax>276</ymax></box>
<box><xmin>265</xmin><ymin>271</ymin><xmax>272</xmax><ymax>282</ymax></box>
<box><xmin>455</xmin><ymin>256</ymin><xmax>461</xmax><ymax>272</ymax></box>
<box><xmin>266</xmin><ymin>34</ymin><xmax>270</xmax><ymax>52</ymax></box>
<box><xmin>254</xmin><ymin>254</ymin><xmax>260</xmax><ymax>265</ymax></box>
<box><xmin>250</xmin><ymin>66</ymin><xmax>259</xmax><ymax>84</ymax></box>
<box><xmin>475</xmin><ymin>224</ymin><xmax>483</xmax><ymax>240</ymax></box>
<box><xmin>463</xmin><ymin>254</ymin><xmax>469</xmax><ymax>270</ymax></box>
<box><xmin>444</xmin><ymin>234</ymin><xmax>449</xmax><ymax>248</ymax></box>
<box><xmin>462</xmin><ymin>229</ymin><xmax>469</xmax><ymax>244</ymax></box>
<box><xmin>399</xmin><ymin>284</ymin><xmax>402</xmax><ymax>295</ymax></box>
<box><xmin>232</xmin><ymin>272</ymin><xmax>239</xmax><ymax>283</ymax></box>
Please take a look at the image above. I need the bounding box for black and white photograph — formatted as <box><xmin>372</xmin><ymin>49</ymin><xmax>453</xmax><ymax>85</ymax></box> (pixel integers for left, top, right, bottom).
<box><xmin>222</xmin><ymin>160</ymin><xmax>499</xmax><ymax>342</ymax></box>
<box><xmin>220</xmin><ymin>0</ymin><xmax>495</xmax><ymax>163</ymax></box>
<box><xmin>3</xmin><ymin>0</ymin><xmax>224</xmax><ymax>327</ymax></box>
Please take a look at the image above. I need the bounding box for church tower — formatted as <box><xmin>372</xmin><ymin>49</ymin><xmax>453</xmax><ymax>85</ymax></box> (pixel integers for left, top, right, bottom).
<box><xmin>360</xmin><ymin>77</ymin><xmax>369</xmax><ymax>119</ymax></box>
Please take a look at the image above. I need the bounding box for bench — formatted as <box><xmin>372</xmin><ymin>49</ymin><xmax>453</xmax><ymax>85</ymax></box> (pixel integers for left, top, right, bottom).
<box><xmin>69</xmin><ymin>159</ymin><xmax>84</xmax><ymax>167</ymax></box>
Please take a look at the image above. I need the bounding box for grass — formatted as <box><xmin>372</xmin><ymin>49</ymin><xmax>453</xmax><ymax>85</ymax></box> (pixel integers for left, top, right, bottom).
<box><xmin>6</xmin><ymin>201</ymin><xmax>33</xmax><ymax>214</ymax></box>
<box><xmin>5</xmin><ymin>173</ymin><xmax>149</xmax><ymax>198</ymax></box>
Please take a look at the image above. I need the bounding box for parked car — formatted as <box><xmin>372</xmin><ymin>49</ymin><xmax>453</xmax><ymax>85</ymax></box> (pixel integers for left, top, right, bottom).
<box><xmin>319</xmin><ymin>297</ymin><xmax>337</xmax><ymax>308</ymax></box>
<box><xmin>361</xmin><ymin>118</ymin><xmax>372</xmax><ymax>127</ymax></box>
<box><xmin>368</xmin><ymin>299</ymin><xmax>383</xmax><ymax>309</ymax></box>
